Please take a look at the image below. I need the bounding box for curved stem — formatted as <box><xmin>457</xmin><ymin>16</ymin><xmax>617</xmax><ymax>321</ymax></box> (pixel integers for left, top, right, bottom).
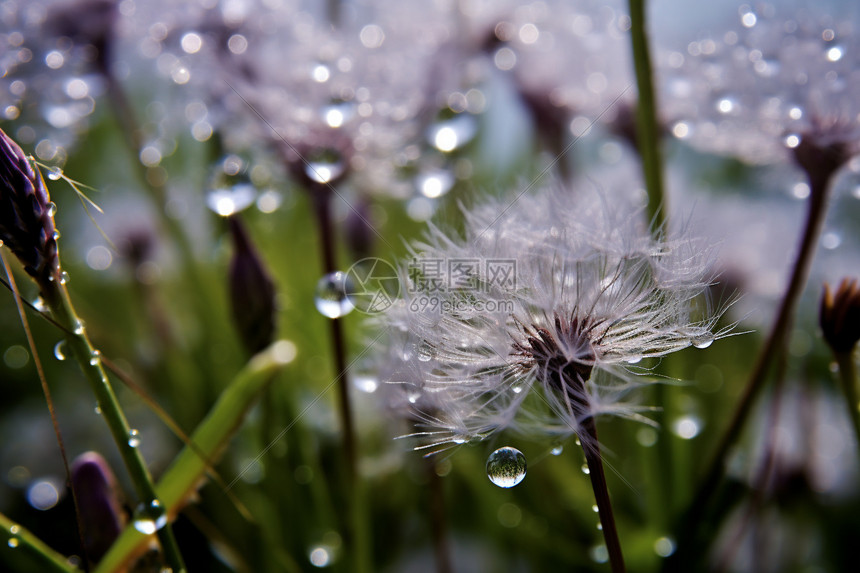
<box><xmin>42</xmin><ymin>277</ymin><xmax>185</xmax><ymax>573</ymax></box>
<box><xmin>581</xmin><ymin>418</ymin><xmax>626</xmax><ymax>573</ymax></box>
<box><xmin>667</xmin><ymin>168</ymin><xmax>832</xmax><ymax>571</ymax></box>
<box><xmin>95</xmin><ymin>341</ymin><xmax>292</xmax><ymax>572</ymax></box>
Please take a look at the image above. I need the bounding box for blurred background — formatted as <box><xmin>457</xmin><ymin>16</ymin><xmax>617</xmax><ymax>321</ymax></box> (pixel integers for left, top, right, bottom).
<box><xmin>1</xmin><ymin>0</ymin><xmax>860</xmax><ymax>571</ymax></box>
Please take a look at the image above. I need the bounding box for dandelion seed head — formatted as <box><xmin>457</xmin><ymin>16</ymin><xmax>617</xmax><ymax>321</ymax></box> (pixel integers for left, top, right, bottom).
<box><xmin>373</xmin><ymin>183</ymin><xmax>724</xmax><ymax>452</ymax></box>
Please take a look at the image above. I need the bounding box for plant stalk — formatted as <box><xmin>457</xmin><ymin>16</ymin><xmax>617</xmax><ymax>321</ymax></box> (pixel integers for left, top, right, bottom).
<box><xmin>1</xmin><ymin>512</ymin><xmax>75</xmax><ymax>573</ymax></box>
<box><xmin>95</xmin><ymin>341</ymin><xmax>292</xmax><ymax>572</ymax></box>
<box><xmin>628</xmin><ymin>0</ymin><xmax>667</xmax><ymax>231</ymax></box>
<box><xmin>666</xmin><ymin>164</ymin><xmax>833</xmax><ymax>572</ymax></box>
<box><xmin>835</xmin><ymin>351</ymin><xmax>860</xmax><ymax>453</ymax></box>
<box><xmin>581</xmin><ymin>418</ymin><xmax>626</xmax><ymax>573</ymax></box>
<box><xmin>41</xmin><ymin>276</ymin><xmax>186</xmax><ymax>573</ymax></box>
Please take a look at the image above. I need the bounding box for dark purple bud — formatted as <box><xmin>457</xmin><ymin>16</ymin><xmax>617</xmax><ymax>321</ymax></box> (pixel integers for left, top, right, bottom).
<box><xmin>71</xmin><ymin>451</ymin><xmax>125</xmax><ymax>563</ymax></box>
<box><xmin>0</xmin><ymin>127</ymin><xmax>59</xmax><ymax>288</ymax></box>
<box><xmin>228</xmin><ymin>216</ymin><xmax>277</xmax><ymax>355</ymax></box>
<box><xmin>820</xmin><ymin>278</ymin><xmax>860</xmax><ymax>354</ymax></box>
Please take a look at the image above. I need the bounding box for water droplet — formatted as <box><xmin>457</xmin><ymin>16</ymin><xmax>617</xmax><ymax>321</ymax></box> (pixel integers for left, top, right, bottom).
<box><xmin>53</xmin><ymin>341</ymin><xmax>67</xmax><ymax>361</ymax></box>
<box><xmin>827</xmin><ymin>46</ymin><xmax>843</xmax><ymax>62</ymax></box>
<box><xmin>47</xmin><ymin>166</ymin><xmax>63</xmax><ymax>180</ymax></box>
<box><xmin>309</xmin><ymin>545</ymin><xmax>332</xmax><ymax>567</ymax></box>
<box><xmin>128</xmin><ymin>429</ymin><xmax>141</xmax><ymax>448</ymax></box>
<box><xmin>416</xmin><ymin>341</ymin><xmax>435</xmax><ymax>362</ymax></box>
<box><xmin>427</xmin><ymin>114</ymin><xmax>478</xmax><ymax>152</ymax></box>
<box><xmin>305</xmin><ymin>158</ymin><xmax>346</xmax><ymax>184</ymax></box>
<box><xmin>654</xmin><ymin>536</ymin><xmax>676</xmax><ymax>557</ymax></box>
<box><xmin>9</xmin><ymin>525</ymin><xmax>20</xmax><ymax>535</ymax></box>
<box><xmin>550</xmin><ymin>443</ymin><xmax>563</xmax><ymax>456</ymax></box>
<box><xmin>406</xmin><ymin>387</ymin><xmax>422</xmax><ymax>404</ymax></box>
<box><xmin>581</xmin><ymin>463</ymin><xmax>591</xmax><ymax>475</ymax></box>
<box><xmin>596</xmin><ymin>521</ymin><xmax>603</xmax><ymax>530</ymax></box>
<box><xmin>416</xmin><ymin>169</ymin><xmax>455</xmax><ymax>199</ymax></box>
<box><xmin>132</xmin><ymin>499</ymin><xmax>167</xmax><ymax>534</ymax></box>
<box><xmin>32</xmin><ymin>297</ymin><xmax>47</xmax><ymax>313</ymax></box>
<box><xmin>46</xmin><ymin>202</ymin><xmax>57</xmax><ymax>216</ymax></box>
<box><xmin>7</xmin><ymin>538</ymin><xmax>18</xmax><ymax>548</ymax></box>
<box><xmin>206</xmin><ymin>155</ymin><xmax>256</xmax><ymax>216</ymax></box>
<box><xmin>59</xmin><ymin>271</ymin><xmax>69</xmax><ymax>284</ymax></box>
<box><xmin>590</xmin><ymin>544</ymin><xmax>609</xmax><ymax>563</ymax></box>
<box><xmin>89</xmin><ymin>350</ymin><xmax>101</xmax><ymax>366</ymax></box>
<box><xmin>672</xmin><ymin>416</ymin><xmax>702</xmax><ymax>439</ymax></box>
<box><xmin>626</xmin><ymin>356</ymin><xmax>642</xmax><ymax>364</ymax></box>
<box><xmin>486</xmin><ymin>446</ymin><xmax>527</xmax><ymax>488</ymax></box>
<box><xmin>784</xmin><ymin>134</ymin><xmax>801</xmax><ymax>148</ymax></box>
<box><xmin>512</xmin><ymin>385</ymin><xmax>524</xmax><ymax>394</ymax></box>
<box><xmin>592</xmin><ymin>504</ymin><xmax>599</xmax><ymax>513</ymax></box>
<box><xmin>73</xmin><ymin>321</ymin><xmax>85</xmax><ymax>335</ymax></box>
<box><xmin>94</xmin><ymin>404</ymin><xmax>102</xmax><ymax>415</ymax></box>
<box><xmin>353</xmin><ymin>374</ymin><xmax>378</xmax><ymax>393</ymax></box>
<box><xmin>692</xmin><ymin>333</ymin><xmax>714</xmax><ymax>349</ymax></box>
<box><xmin>314</xmin><ymin>272</ymin><xmax>355</xmax><ymax>318</ymax></box>
<box><xmin>320</xmin><ymin>100</ymin><xmax>354</xmax><ymax>128</ymax></box>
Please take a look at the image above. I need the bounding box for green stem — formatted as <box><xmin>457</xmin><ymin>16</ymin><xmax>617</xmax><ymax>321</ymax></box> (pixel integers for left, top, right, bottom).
<box><xmin>666</xmin><ymin>166</ymin><xmax>832</xmax><ymax>572</ymax></box>
<box><xmin>835</xmin><ymin>351</ymin><xmax>860</xmax><ymax>453</ymax></box>
<box><xmin>628</xmin><ymin>0</ymin><xmax>667</xmax><ymax>231</ymax></box>
<box><xmin>94</xmin><ymin>341</ymin><xmax>293</xmax><ymax>572</ymax></box>
<box><xmin>42</xmin><ymin>277</ymin><xmax>186</xmax><ymax>573</ymax></box>
<box><xmin>1</xmin><ymin>512</ymin><xmax>75</xmax><ymax>573</ymax></box>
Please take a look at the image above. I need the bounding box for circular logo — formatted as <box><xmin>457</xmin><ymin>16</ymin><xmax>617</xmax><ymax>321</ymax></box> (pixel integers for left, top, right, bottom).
<box><xmin>345</xmin><ymin>257</ymin><xmax>401</xmax><ymax>314</ymax></box>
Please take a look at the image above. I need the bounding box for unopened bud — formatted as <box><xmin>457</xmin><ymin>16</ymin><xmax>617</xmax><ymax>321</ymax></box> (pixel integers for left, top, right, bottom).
<box><xmin>228</xmin><ymin>216</ymin><xmax>277</xmax><ymax>355</ymax></box>
<box><xmin>0</xmin><ymin>127</ymin><xmax>59</xmax><ymax>288</ymax></box>
<box><xmin>820</xmin><ymin>278</ymin><xmax>860</xmax><ymax>353</ymax></box>
<box><xmin>71</xmin><ymin>451</ymin><xmax>125</xmax><ymax>563</ymax></box>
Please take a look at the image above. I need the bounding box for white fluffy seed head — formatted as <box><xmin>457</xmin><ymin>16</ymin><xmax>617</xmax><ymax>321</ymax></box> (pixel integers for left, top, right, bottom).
<box><xmin>373</xmin><ymin>184</ymin><xmax>728</xmax><ymax>454</ymax></box>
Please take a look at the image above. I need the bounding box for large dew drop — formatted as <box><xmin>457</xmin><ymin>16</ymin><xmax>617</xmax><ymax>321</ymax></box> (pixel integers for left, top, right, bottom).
<box><xmin>206</xmin><ymin>155</ymin><xmax>256</xmax><ymax>217</ymax></box>
<box><xmin>132</xmin><ymin>499</ymin><xmax>168</xmax><ymax>534</ymax></box>
<box><xmin>314</xmin><ymin>272</ymin><xmax>355</xmax><ymax>318</ymax></box>
<box><xmin>486</xmin><ymin>446</ymin><xmax>527</xmax><ymax>488</ymax></box>
<box><xmin>691</xmin><ymin>332</ymin><xmax>714</xmax><ymax>349</ymax></box>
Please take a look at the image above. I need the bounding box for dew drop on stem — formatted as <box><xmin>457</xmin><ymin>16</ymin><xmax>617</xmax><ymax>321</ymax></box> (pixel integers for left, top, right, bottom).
<box><xmin>314</xmin><ymin>272</ymin><xmax>355</xmax><ymax>318</ymax></box>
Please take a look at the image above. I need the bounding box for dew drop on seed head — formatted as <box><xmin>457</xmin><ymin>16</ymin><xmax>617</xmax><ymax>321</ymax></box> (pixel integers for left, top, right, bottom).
<box><xmin>47</xmin><ymin>202</ymin><xmax>57</xmax><ymax>216</ymax></box>
<box><xmin>692</xmin><ymin>333</ymin><xmax>714</xmax><ymax>349</ymax></box>
<box><xmin>550</xmin><ymin>443</ymin><xmax>563</xmax><ymax>456</ymax></box>
<box><xmin>314</xmin><ymin>272</ymin><xmax>355</xmax><ymax>318</ymax></box>
<box><xmin>47</xmin><ymin>166</ymin><xmax>63</xmax><ymax>180</ymax></box>
<box><xmin>206</xmin><ymin>155</ymin><xmax>256</xmax><ymax>217</ymax></box>
<box><xmin>127</xmin><ymin>429</ymin><xmax>141</xmax><ymax>448</ymax></box>
<box><xmin>416</xmin><ymin>341</ymin><xmax>435</xmax><ymax>362</ymax></box>
<box><xmin>53</xmin><ymin>340</ymin><xmax>67</xmax><ymax>361</ymax></box>
<box><xmin>486</xmin><ymin>446</ymin><xmax>527</xmax><ymax>488</ymax></box>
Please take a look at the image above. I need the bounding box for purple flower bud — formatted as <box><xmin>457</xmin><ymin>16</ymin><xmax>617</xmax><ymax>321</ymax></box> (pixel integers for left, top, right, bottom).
<box><xmin>228</xmin><ymin>216</ymin><xmax>277</xmax><ymax>355</ymax></box>
<box><xmin>0</xmin><ymin>127</ymin><xmax>59</xmax><ymax>288</ymax></box>
<box><xmin>71</xmin><ymin>451</ymin><xmax>125</xmax><ymax>563</ymax></box>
